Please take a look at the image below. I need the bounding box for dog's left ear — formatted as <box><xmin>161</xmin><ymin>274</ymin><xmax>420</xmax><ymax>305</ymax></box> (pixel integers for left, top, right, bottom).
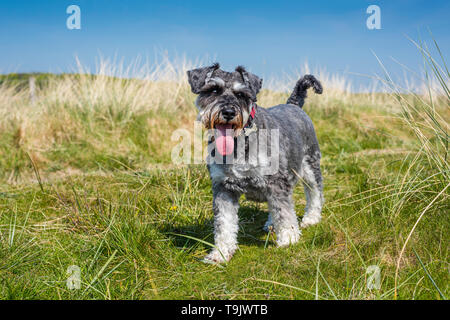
<box><xmin>235</xmin><ymin>66</ymin><xmax>263</xmax><ymax>101</ymax></box>
<box><xmin>187</xmin><ymin>63</ymin><xmax>220</xmax><ymax>94</ymax></box>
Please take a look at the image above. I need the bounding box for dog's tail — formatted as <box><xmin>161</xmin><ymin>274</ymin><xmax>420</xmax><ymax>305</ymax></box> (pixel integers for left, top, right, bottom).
<box><xmin>286</xmin><ymin>75</ymin><xmax>323</xmax><ymax>108</ymax></box>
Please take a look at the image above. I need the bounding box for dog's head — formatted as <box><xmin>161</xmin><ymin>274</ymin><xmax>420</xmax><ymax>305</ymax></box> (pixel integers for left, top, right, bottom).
<box><xmin>187</xmin><ymin>63</ymin><xmax>262</xmax><ymax>156</ymax></box>
<box><xmin>187</xmin><ymin>63</ymin><xmax>262</xmax><ymax>132</ymax></box>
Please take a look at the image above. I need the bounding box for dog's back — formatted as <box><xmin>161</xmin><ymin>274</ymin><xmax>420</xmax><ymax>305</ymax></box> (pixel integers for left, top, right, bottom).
<box><xmin>270</xmin><ymin>75</ymin><xmax>323</xmax><ymax>174</ymax></box>
<box><xmin>263</xmin><ymin>103</ymin><xmax>320</xmax><ymax>179</ymax></box>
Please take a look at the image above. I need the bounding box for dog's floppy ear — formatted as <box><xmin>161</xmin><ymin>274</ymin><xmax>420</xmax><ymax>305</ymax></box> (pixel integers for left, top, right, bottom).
<box><xmin>187</xmin><ymin>63</ymin><xmax>220</xmax><ymax>94</ymax></box>
<box><xmin>235</xmin><ymin>66</ymin><xmax>263</xmax><ymax>101</ymax></box>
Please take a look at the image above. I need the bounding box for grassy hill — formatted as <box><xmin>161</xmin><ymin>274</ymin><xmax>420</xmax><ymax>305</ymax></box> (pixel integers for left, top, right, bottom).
<box><xmin>0</xmin><ymin>54</ymin><xmax>448</xmax><ymax>299</ymax></box>
<box><xmin>0</xmin><ymin>73</ymin><xmax>63</xmax><ymax>90</ymax></box>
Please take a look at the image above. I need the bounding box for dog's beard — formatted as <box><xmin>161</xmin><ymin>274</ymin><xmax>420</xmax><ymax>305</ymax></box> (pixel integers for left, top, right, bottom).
<box><xmin>199</xmin><ymin>104</ymin><xmax>245</xmax><ymax>132</ymax></box>
<box><xmin>199</xmin><ymin>103</ymin><xmax>247</xmax><ymax>156</ymax></box>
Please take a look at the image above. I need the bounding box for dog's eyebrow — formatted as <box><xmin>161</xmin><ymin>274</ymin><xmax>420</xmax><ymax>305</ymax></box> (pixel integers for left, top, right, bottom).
<box><xmin>200</xmin><ymin>78</ymin><xmax>225</xmax><ymax>92</ymax></box>
<box><xmin>206</xmin><ymin>77</ymin><xmax>225</xmax><ymax>87</ymax></box>
<box><xmin>232</xmin><ymin>82</ymin><xmax>253</xmax><ymax>97</ymax></box>
<box><xmin>232</xmin><ymin>82</ymin><xmax>246</xmax><ymax>91</ymax></box>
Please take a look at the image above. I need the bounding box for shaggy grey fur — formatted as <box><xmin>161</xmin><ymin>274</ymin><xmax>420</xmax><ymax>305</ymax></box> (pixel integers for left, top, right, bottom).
<box><xmin>187</xmin><ymin>64</ymin><xmax>324</xmax><ymax>263</ymax></box>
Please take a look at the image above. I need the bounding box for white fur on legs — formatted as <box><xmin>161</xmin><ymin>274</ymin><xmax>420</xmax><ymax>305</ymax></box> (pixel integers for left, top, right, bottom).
<box><xmin>203</xmin><ymin>191</ymin><xmax>240</xmax><ymax>264</ymax></box>
<box><xmin>300</xmin><ymin>182</ymin><xmax>322</xmax><ymax>228</ymax></box>
<box><xmin>300</xmin><ymin>156</ymin><xmax>324</xmax><ymax>228</ymax></box>
<box><xmin>268</xmin><ymin>195</ymin><xmax>300</xmax><ymax>247</ymax></box>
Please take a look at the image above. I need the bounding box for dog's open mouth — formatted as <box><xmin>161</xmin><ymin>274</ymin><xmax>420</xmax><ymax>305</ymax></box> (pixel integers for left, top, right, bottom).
<box><xmin>214</xmin><ymin>124</ymin><xmax>235</xmax><ymax>156</ymax></box>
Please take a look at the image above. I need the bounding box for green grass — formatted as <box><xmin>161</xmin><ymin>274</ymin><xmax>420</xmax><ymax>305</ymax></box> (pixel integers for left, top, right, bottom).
<box><xmin>0</xmin><ymin>97</ymin><xmax>448</xmax><ymax>299</ymax></box>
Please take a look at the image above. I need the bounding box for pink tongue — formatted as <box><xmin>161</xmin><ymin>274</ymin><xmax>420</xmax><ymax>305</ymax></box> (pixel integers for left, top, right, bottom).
<box><xmin>215</xmin><ymin>124</ymin><xmax>234</xmax><ymax>156</ymax></box>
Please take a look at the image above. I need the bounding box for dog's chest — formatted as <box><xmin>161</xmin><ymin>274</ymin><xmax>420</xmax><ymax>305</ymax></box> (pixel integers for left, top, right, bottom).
<box><xmin>207</xmin><ymin>129</ymin><xmax>277</xmax><ymax>196</ymax></box>
<box><xmin>208</xmin><ymin>163</ymin><xmax>268</xmax><ymax>195</ymax></box>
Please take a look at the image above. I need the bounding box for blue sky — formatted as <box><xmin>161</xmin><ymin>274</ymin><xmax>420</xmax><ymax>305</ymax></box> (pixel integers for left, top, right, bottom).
<box><xmin>0</xmin><ymin>0</ymin><xmax>448</xmax><ymax>88</ymax></box>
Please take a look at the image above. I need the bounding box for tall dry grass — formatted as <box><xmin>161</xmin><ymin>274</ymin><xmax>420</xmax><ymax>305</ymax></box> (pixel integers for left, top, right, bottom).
<box><xmin>0</xmin><ymin>55</ymin><xmax>412</xmax><ymax>152</ymax></box>
<box><xmin>368</xmin><ymin>36</ymin><xmax>449</xmax><ymax>299</ymax></box>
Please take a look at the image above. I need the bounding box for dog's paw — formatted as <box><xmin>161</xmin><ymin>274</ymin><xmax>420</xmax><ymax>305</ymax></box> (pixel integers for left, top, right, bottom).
<box><xmin>276</xmin><ymin>226</ymin><xmax>301</xmax><ymax>247</ymax></box>
<box><xmin>202</xmin><ymin>249</ymin><xmax>231</xmax><ymax>264</ymax></box>
<box><xmin>300</xmin><ymin>214</ymin><xmax>321</xmax><ymax>228</ymax></box>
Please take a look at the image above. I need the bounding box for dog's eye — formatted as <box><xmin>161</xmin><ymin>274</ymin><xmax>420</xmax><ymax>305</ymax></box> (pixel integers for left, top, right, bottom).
<box><xmin>210</xmin><ymin>87</ymin><xmax>221</xmax><ymax>94</ymax></box>
<box><xmin>235</xmin><ymin>92</ymin><xmax>246</xmax><ymax>99</ymax></box>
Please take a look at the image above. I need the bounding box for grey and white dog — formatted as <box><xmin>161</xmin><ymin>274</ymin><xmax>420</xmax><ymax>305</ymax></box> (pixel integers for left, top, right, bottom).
<box><xmin>187</xmin><ymin>63</ymin><xmax>324</xmax><ymax>263</ymax></box>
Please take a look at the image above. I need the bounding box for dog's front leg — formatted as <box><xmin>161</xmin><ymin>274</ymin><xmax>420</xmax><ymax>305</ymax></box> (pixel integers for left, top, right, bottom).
<box><xmin>204</xmin><ymin>190</ymin><xmax>240</xmax><ymax>264</ymax></box>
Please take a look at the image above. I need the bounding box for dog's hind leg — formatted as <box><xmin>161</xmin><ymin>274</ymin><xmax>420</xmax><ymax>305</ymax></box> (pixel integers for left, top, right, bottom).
<box><xmin>300</xmin><ymin>154</ymin><xmax>324</xmax><ymax>228</ymax></box>
<box><xmin>203</xmin><ymin>190</ymin><xmax>240</xmax><ymax>264</ymax></box>
<box><xmin>268</xmin><ymin>193</ymin><xmax>300</xmax><ymax>247</ymax></box>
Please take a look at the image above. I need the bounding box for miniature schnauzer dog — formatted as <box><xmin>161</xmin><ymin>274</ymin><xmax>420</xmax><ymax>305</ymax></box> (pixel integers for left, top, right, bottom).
<box><xmin>187</xmin><ymin>63</ymin><xmax>323</xmax><ymax>263</ymax></box>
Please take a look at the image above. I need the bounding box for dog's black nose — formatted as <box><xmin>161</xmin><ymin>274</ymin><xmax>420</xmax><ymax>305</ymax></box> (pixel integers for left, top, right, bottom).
<box><xmin>222</xmin><ymin>107</ymin><xmax>236</xmax><ymax>121</ymax></box>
